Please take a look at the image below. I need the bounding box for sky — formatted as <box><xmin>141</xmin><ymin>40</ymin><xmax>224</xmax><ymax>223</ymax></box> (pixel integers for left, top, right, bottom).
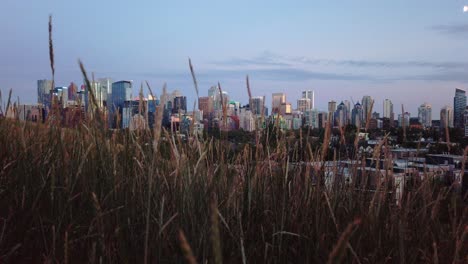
<box><xmin>1</xmin><ymin>0</ymin><xmax>468</xmax><ymax>118</ymax></box>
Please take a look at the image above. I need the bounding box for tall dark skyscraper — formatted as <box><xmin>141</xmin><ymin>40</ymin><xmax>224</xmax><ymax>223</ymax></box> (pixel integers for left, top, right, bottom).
<box><xmin>109</xmin><ymin>80</ymin><xmax>132</xmax><ymax>128</ymax></box>
<box><xmin>454</xmin><ymin>88</ymin><xmax>466</xmax><ymax>128</ymax></box>
<box><xmin>173</xmin><ymin>96</ymin><xmax>187</xmax><ymax>114</ymax></box>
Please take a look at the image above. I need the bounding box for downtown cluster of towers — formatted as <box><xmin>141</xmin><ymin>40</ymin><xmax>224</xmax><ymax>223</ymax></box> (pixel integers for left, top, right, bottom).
<box><xmin>3</xmin><ymin>79</ymin><xmax>465</xmax><ymax>134</ymax></box>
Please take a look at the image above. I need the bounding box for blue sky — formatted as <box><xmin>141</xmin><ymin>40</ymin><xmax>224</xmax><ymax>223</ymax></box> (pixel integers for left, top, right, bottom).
<box><xmin>1</xmin><ymin>0</ymin><xmax>468</xmax><ymax>118</ymax></box>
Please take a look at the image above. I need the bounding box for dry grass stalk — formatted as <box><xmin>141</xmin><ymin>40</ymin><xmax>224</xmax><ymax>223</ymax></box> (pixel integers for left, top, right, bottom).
<box><xmin>461</xmin><ymin>146</ymin><xmax>468</xmax><ymax>179</ymax></box>
<box><xmin>143</xmin><ymin>170</ymin><xmax>152</xmax><ymax>264</ymax></box>
<box><xmin>368</xmin><ymin>134</ymin><xmax>390</xmax><ymax>216</ymax></box>
<box><xmin>261</xmin><ymin>95</ymin><xmax>265</xmax><ymax>126</ymax></box>
<box><xmin>444</xmin><ymin>112</ymin><xmax>451</xmax><ymax>152</ymax></box>
<box><xmin>152</xmin><ymin>83</ymin><xmax>167</xmax><ymax>151</ymax></box>
<box><xmin>354</xmin><ymin>122</ymin><xmax>361</xmax><ymax>158</ymax></box>
<box><xmin>246</xmin><ymin>75</ymin><xmax>252</xmax><ymax>110</ymax></box>
<box><xmin>64</xmin><ymin>230</ymin><xmax>68</xmax><ymax>264</ymax></box>
<box><xmin>218</xmin><ymin>82</ymin><xmax>227</xmax><ymax>130</ymax></box>
<box><xmin>49</xmin><ymin>15</ymin><xmax>55</xmax><ymax>89</ymax></box>
<box><xmin>78</xmin><ymin>60</ymin><xmax>102</xmax><ymax>127</ymax></box>
<box><xmin>187</xmin><ymin>59</ymin><xmax>202</xmax><ymax>151</ymax></box>
<box><xmin>188</xmin><ymin>58</ymin><xmax>199</xmax><ymax>98</ymax></box>
<box><xmin>321</xmin><ymin>113</ymin><xmax>331</xmax><ymax>161</ymax></box>
<box><xmin>452</xmin><ymin>225</ymin><xmax>467</xmax><ymax>264</ymax></box>
<box><xmin>211</xmin><ymin>196</ymin><xmax>223</xmax><ymax>264</ymax></box>
<box><xmin>338</xmin><ymin>120</ymin><xmax>345</xmax><ymax>146</ymax></box>
<box><xmin>401</xmin><ymin>104</ymin><xmax>407</xmax><ymax>143</ymax></box>
<box><xmin>432</xmin><ymin>240</ymin><xmax>439</xmax><ymax>264</ymax></box>
<box><xmin>48</xmin><ymin>15</ymin><xmax>61</xmax><ymax>124</ymax></box>
<box><xmin>327</xmin><ymin>218</ymin><xmax>361</xmax><ymax>264</ymax></box>
<box><xmin>4</xmin><ymin>89</ymin><xmax>12</xmax><ymax>118</ymax></box>
<box><xmin>178</xmin><ymin>230</ymin><xmax>197</xmax><ymax>264</ymax></box>
<box><xmin>364</xmin><ymin>99</ymin><xmax>374</xmax><ymax>132</ymax></box>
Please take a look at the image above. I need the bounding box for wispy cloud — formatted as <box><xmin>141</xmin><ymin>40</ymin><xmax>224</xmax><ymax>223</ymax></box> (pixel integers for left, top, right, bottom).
<box><xmin>228</xmin><ymin>68</ymin><xmax>374</xmax><ymax>81</ymax></box>
<box><xmin>403</xmin><ymin>71</ymin><xmax>468</xmax><ymax>83</ymax></box>
<box><xmin>140</xmin><ymin>68</ymin><xmax>376</xmax><ymax>82</ymax></box>
<box><xmin>213</xmin><ymin>52</ymin><xmax>468</xmax><ymax>70</ymax></box>
<box><xmin>213</xmin><ymin>51</ymin><xmax>291</xmax><ymax>67</ymax></box>
<box><xmin>213</xmin><ymin>58</ymin><xmax>290</xmax><ymax>67</ymax></box>
<box><xmin>297</xmin><ymin>58</ymin><xmax>468</xmax><ymax>69</ymax></box>
<box><xmin>137</xmin><ymin>67</ymin><xmax>468</xmax><ymax>85</ymax></box>
<box><xmin>430</xmin><ymin>23</ymin><xmax>468</xmax><ymax>36</ymax></box>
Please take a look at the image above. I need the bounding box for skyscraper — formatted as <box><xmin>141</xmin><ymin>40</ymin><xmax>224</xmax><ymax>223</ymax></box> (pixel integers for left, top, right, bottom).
<box><xmin>440</xmin><ymin>106</ymin><xmax>454</xmax><ymax>129</ymax></box>
<box><xmin>239</xmin><ymin>108</ymin><xmax>256</xmax><ymax>132</ymax></box>
<box><xmin>228</xmin><ymin>101</ymin><xmax>240</xmax><ymax>116</ymax></box>
<box><xmin>208</xmin><ymin>87</ymin><xmax>229</xmax><ymax>113</ymax></box>
<box><xmin>418</xmin><ymin>103</ymin><xmax>432</xmax><ymax>128</ymax></box>
<box><xmin>454</xmin><ymin>88</ymin><xmax>466</xmax><ymax>128</ymax></box>
<box><xmin>304</xmin><ymin>108</ymin><xmax>319</xmax><ymax>128</ymax></box>
<box><xmin>344</xmin><ymin>100</ymin><xmax>351</xmax><ymax>123</ymax></box>
<box><xmin>98</xmin><ymin>78</ymin><xmax>113</xmax><ymax>103</ymax></box>
<box><xmin>250</xmin><ymin>96</ymin><xmax>265</xmax><ymax>116</ymax></box>
<box><xmin>37</xmin><ymin>79</ymin><xmax>53</xmax><ymax>108</ymax></box>
<box><xmin>328</xmin><ymin>101</ymin><xmax>337</xmax><ymax>114</ymax></box>
<box><xmin>272</xmin><ymin>93</ymin><xmax>286</xmax><ymax>114</ymax></box>
<box><xmin>87</xmin><ymin>81</ymin><xmax>106</xmax><ymax>108</ymax></box>
<box><xmin>383</xmin><ymin>99</ymin><xmax>393</xmax><ymax>120</ymax></box>
<box><xmin>173</xmin><ymin>96</ymin><xmax>187</xmax><ymax>114</ymax></box>
<box><xmin>464</xmin><ymin>107</ymin><xmax>468</xmax><ymax>137</ymax></box>
<box><xmin>208</xmin><ymin>86</ymin><xmax>223</xmax><ymax>111</ymax></box>
<box><xmin>280</xmin><ymin>102</ymin><xmax>292</xmax><ymax>116</ymax></box>
<box><xmin>398</xmin><ymin>112</ymin><xmax>410</xmax><ymax>128</ymax></box>
<box><xmin>208</xmin><ymin>85</ymin><xmax>218</xmax><ymax>98</ymax></box>
<box><xmin>351</xmin><ymin>102</ymin><xmax>363</xmax><ymax>128</ymax></box>
<box><xmin>297</xmin><ymin>98</ymin><xmax>311</xmax><ymax>113</ymax></box>
<box><xmin>198</xmin><ymin>96</ymin><xmax>213</xmax><ymax>119</ymax></box>
<box><xmin>168</xmin><ymin>90</ymin><xmax>182</xmax><ymax>107</ymax></box>
<box><xmin>52</xmin><ymin>87</ymin><xmax>68</xmax><ymax>108</ymax></box>
<box><xmin>147</xmin><ymin>94</ymin><xmax>160</xmax><ymax>129</ymax></box>
<box><xmin>318</xmin><ymin>112</ymin><xmax>328</xmax><ymax>129</ymax></box>
<box><xmin>334</xmin><ymin>101</ymin><xmax>348</xmax><ymax>127</ymax></box>
<box><xmin>361</xmin><ymin>95</ymin><xmax>374</xmax><ymax>125</ymax></box>
<box><xmin>109</xmin><ymin>80</ymin><xmax>132</xmax><ymax>128</ymax></box>
<box><xmin>301</xmin><ymin>90</ymin><xmax>314</xmax><ymax>110</ymax></box>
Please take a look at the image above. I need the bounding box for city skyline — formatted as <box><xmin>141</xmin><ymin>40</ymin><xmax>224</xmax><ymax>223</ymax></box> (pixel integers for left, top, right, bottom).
<box><xmin>19</xmin><ymin>77</ymin><xmax>468</xmax><ymax>124</ymax></box>
<box><xmin>1</xmin><ymin>1</ymin><xmax>468</xmax><ymax>118</ymax></box>
<box><xmin>32</xmin><ymin>77</ymin><xmax>457</xmax><ymax>131</ymax></box>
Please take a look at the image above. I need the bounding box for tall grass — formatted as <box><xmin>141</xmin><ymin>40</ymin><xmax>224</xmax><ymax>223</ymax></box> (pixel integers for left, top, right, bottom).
<box><xmin>0</xmin><ymin>116</ymin><xmax>466</xmax><ymax>263</ymax></box>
